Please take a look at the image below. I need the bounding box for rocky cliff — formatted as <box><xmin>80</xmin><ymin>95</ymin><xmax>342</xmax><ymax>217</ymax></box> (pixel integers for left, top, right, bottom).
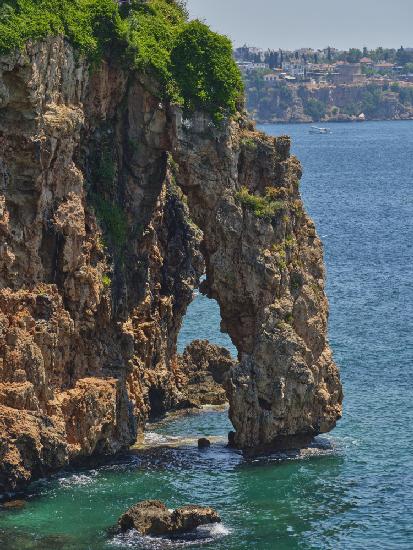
<box><xmin>0</xmin><ymin>37</ymin><xmax>342</xmax><ymax>492</ymax></box>
<box><xmin>248</xmin><ymin>81</ymin><xmax>413</xmax><ymax>123</ymax></box>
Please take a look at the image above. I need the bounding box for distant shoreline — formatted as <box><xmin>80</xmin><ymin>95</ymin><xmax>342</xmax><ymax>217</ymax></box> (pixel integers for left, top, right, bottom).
<box><xmin>256</xmin><ymin>117</ymin><xmax>413</xmax><ymax>125</ymax></box>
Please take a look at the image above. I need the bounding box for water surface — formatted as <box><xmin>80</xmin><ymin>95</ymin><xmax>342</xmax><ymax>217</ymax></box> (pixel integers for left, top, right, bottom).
<box><xmin>1</xmin><ymin>120</ymin><xmax>412</xmax><ymax>549</ymax></box>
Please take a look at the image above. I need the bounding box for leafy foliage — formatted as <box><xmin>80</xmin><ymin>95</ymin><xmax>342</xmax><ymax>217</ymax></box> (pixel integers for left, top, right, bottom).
<box><xmin>102</xmin><ymin>274</ymin><xmax>112</xmax><ymax>287</ymax></box>
<box><xmin>125</xmin><ymin>0</ymin><xmax>186</xmax><ymax>98</ymax></box>
<box><xmin>92</xmin><ymin>193</ymin><xmax>128</xmax><ymax>249</ymax></box>
<box><xmin>0</xmin><ymin>0</ymin><xmax>243</xmax><ymax>119</ymax></box>
<box><xmin>236</xmin><ymin>186</ymin><xmax>284</xmax><ymax>219</ymax></box>
<box><xmin>170</xmin><ymin>20</ymin><xmax>244</xmax><ymax>119</ymax></box>
<box><xmin>304</xmin><ymin>98</ymin><xmax>326</xmax><ymax>121</ymax></box>
<box><xmin>0</xmin><ymin>0</ymin><xmax>127</xmax><ymax>63</ymax></box>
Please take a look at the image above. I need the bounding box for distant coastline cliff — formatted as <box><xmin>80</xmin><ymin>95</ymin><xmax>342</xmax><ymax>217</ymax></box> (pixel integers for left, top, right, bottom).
<box><xmin>245</xmin><ymin>81</ymin><xmax>413</xmax><ymax>124</ymax></box>
<box><xmin>237</xmin><ymin>45</ymin><xmax>413</xmax><ymax>123</ymax></box>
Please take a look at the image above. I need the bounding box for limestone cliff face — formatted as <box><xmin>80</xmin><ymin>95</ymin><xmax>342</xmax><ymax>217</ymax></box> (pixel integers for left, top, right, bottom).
<box><xmin>172</xmin><ymin>114</ymin><xmax>342</xmax><ymax>450</ymax></box>
<box><xmin>177</xmin><ymin>340</ymin><xmax>236</xmax><ymax>407</ymax></box>
<box><xmin>0</xmin><ymin>38</ymin><xmax>203</xmax><ymax>492</ymax></box>
<box><xmin>0</xmin><ymin>37</ymin><xmax>342</xmax><ymax>491</ymax></box>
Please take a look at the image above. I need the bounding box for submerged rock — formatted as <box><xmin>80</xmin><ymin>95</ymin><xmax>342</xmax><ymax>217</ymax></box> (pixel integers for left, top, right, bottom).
<box><xmin>2</xmin><ymin>499</ymin><xmax>27</xmax><ymax>509</ymax></box>
<box><xmin>173</xmin><ymin>505</ymin><xmax>220</xmax><ymax>532</ymax></box>
<box><xmin>118</xmin><ymin>500</ymin><xmax>220</xmax><ymax>536</ymax></box>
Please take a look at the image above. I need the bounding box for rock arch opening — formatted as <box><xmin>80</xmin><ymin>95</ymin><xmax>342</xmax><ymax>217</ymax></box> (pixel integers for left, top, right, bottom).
<box><xmin>174</xmin><ymin>274</ymin><xmax>238</xmax><ymax>411</ymax></box>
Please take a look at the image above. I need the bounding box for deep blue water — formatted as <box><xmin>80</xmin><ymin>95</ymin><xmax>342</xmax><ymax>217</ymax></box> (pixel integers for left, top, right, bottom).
<box><xmin>1</xmin><ymin>120</ymin><xmax>412</xmax><ymax>549</ymax></box>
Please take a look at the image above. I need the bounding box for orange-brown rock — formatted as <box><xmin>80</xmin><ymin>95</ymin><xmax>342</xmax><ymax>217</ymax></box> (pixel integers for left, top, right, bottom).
<box><xmin>0</xmin><ymin>38</ymin><xmax>203</xmax><ymax>492</ymax></box>
<box><xmin>117</xmin><ymin>500</ymin><xmax>221</xmax><ymax>536</ymax></box>
<box><xmin>0</xmin><ymin>35</ymin><xmax>342</xmax><ymax>491</ymax></box>
<box><xmin>172</xmin><ymin>114</ymin><xmax>343</xmax><ymax>451</ymax></box>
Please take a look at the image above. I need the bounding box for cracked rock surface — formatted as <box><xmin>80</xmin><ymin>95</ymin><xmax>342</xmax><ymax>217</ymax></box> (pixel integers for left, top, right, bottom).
<box><xmin>0</xmin><ymin>37</ymin><xmax>342</xmax><ymax>491</ymax></box>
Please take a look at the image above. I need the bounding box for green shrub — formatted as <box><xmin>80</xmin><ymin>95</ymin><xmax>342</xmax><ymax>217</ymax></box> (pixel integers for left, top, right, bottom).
<box><xmin>126</xmin><ymin>0</ymin><xmax>186</xmax><ymax>99</ymax></box>
<box><xmin>304</xmin><ymin>98</ymin><xmax>326</xmax><ymax>121</ymax></box>
<box><xmin>170</xmin><ymin>20</ymin><xmax>244</xmax><ymax>120</ymax></box>
<box><xmin>285</xmin><ymin>234</ymin><xmax>295</xmax><ymax>248</ymax></box>
<box><xmin>0</xmin><ymin>1</ymin><xmax>243</xmax><ymax>120</ymax></box>
<box><xmin>236</xmin><ymin>186</ymin><xmax>284</xmax><ymax>219</ymax></box>
<box><xmin>102</xmin><ymin>273</ymin><xmax>111</xmax><ymax>287</ymax></box>
<box><xmin>96</xmin><ymin>149</ymin><xmax>116</xmax><ymax>191</ymax></box>
<box><xmin>0</xmin><ymin>0</ymin><xmax>127</xmax><ymax>63</ymax></box>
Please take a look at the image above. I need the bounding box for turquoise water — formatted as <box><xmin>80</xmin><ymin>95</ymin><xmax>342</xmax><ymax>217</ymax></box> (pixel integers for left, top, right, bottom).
<box><xmin>1</xmin><ymin>120</ymin><xmax>413</xmax><ymax>549</ymax></box>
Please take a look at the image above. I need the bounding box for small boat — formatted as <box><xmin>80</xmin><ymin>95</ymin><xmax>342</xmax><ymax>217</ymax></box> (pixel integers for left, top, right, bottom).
<box><xmin>309</xmin><ymin>126</ymin><xmax>332</xmax><ymax>134</ymax></box>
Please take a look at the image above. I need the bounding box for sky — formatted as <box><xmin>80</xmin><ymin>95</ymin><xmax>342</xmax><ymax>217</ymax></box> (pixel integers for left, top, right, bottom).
<box><xmin>186</xmin><ymin>0</ymin><xmax>413</xmax><ymax>51</ymax></box>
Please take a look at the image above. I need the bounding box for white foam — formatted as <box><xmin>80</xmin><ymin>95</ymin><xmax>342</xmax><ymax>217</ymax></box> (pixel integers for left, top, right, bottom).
<box><xmin>58</xmin><ymin>471</ymin><xmax>97</xmax><ymax>488</ymax></box>
<box><xmin>144</xmin><ymin>432</ymin><xmax>170</xmax><ymax>445</ymax></box>
<box><xmin>196</xmin><ymin>522</ymin><xmax>231</xmax><ymax>537</ymax></box>
<box><xmin>111</xmin><ymin>522</ymin><xmax>230</xmax><ymax>548</ymax></box>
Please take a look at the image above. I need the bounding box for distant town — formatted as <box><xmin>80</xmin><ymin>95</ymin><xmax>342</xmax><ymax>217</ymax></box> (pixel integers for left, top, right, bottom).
<box><xmin>235</xmin><ymin>45</ymin><xmax>413</xmax><ymax>122</ymax></box>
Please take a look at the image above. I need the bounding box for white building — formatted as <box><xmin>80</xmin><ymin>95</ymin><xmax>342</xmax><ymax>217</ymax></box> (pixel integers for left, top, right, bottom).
<box><xmin>264</xmin><ymin>73</ymin><xmax>281</xmax><ymax>82</ymax></box>
<box><xmin>237</xmin><ymin>62</ymin><xmax>269</xmax><ymax>72</ymax></box>
<box><xmin>281</xmin><ymin>62</ymin><xmax>306</xmax><ymax>78</ymax></box>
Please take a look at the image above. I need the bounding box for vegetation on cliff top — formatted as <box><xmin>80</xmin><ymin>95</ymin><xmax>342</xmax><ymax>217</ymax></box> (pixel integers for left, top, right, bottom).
<box><xmin>0</xmin><ymin>0</ymin><xmax>243</xmax><ymax>120</ymax></box>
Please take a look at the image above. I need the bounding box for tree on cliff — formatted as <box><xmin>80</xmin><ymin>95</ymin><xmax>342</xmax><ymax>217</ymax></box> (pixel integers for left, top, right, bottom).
<box><xmin>170</xmin><ymin>20</ymin><xmax>244</xmax><ymax>120</ymax></box>
<box><xmin>346</xmin><ymin>48</ymin><xmax>363</xmax><ymax>63</ymax></box>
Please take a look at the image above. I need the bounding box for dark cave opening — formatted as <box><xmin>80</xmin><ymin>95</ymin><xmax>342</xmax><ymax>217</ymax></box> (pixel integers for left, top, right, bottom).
<box><xmin>148</xmin><ymin>386</ymin><xmax>168</xmax><ymax>420</ymax></box>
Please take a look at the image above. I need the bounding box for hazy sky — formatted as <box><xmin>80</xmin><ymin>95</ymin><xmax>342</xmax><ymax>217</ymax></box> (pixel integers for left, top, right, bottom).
<box><xmin>186</xmin><ymin>0</ymin><xmax>413</xmax><ymax>51</ymax></box>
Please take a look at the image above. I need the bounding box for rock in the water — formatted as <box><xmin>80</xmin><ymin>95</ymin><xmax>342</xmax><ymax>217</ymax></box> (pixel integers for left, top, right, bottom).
<box><xmin>173</xmin><ymin>115</ymin><xmax>343</xmax><ymax>451</ymax></box>
<box><xmin>172</xmin><ymin>505</ymin><xmax>221</xmax><ymax>532</ymax></box>
<box><xmin>118</xmin><ymin>500</ymin><xmax>220</xmax><ymax>536</ymax></box>
<box><xmin>177</xmin><ymin>340</ymin><xmax>237</xmax><ymax>406</ymax></box>
<box><xmin>198</xmin><ymin>437</ymin><xmax>211</xmax><ymax>449</ymax></box>
<box><xmin>118</xmin><ymin>500</ymin><xmax>173</xmax><ymax>536</ymax></box>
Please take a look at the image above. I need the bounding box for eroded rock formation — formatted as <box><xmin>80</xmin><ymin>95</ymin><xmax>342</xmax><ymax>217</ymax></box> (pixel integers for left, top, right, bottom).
<box><xmin>0</xmin><ymin>36</ymin><xmax>342</xmax><ymax>491</ymax></box>
<box><xmin>0</xmin><ymin>38</ymin><xmax>203</xmax><ymax>492</ymax></box>
<box><xmin>177</xmin><ymin>340</ymin><xmax>236</xmax><ymax>407</ymax></box>
<box><xmin>172</xmin><ymin>113</ymin><xmax>343</xmax><ymax>451</ymax></box>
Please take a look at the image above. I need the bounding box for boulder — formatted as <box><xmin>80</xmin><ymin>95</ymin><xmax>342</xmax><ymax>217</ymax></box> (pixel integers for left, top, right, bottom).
<box><xmin>118</xmin><ymin>500</ymin><xmax>173</xmax><ymax>536</ymax></box>
<box><xmin>198</xmin><ymin>437</ymin><xmax>211</xmax><ymax>449</ymax></box>
<box><xmin>172</xmin><ymin>505</ymin><xmax>221</xmax><ymax>532</ymax></box>
<box><xmin>118</xmin><ymin>500</ymin><xmax>220</xmax><ymax>536</ymax></box>
<box><xmin>177</xmin><ymin>340</ymin><xmax>237</xmax><ymax>406</ymax></box>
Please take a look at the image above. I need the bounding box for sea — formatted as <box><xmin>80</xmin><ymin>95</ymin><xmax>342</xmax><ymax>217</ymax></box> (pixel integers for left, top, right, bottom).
<box><xmin>1</xmin><ymin>120</ymin><xmax>412</xmax><ymax>549</ymax></box>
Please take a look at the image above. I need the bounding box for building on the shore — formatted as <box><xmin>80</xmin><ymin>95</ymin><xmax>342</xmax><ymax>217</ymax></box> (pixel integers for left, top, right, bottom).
<box><xmin>306</xmin><ymin>63</ymin><xmax>332</xmax><ymax>84</ymax></box>
<box><xmin>360</xmin><ymin>57</ymin><xmax>374</xmax><ymax>67</ymax></box>
<box><xmin>237</xmin><ymin>61</ymin><xmax>269</xmax><ymax>73</ymax></box>
<box><xmin>374</xmin><ymin>62</ymin><xmax>396</xmax><ymax>72</ymax></box>
<box><xmin>282</xmin><ymin>62</ymin><xmax>305</xmax><ymax>79</ymax></box>
<box><xmin>263</xmin><ymin>72</ymin><xmax>282</xmax><ymax>82</ymax></box>
<box><xmin>331</xmin><ymin>62</ymin><xmax>364</xmax><ymax>84</ymax></box>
